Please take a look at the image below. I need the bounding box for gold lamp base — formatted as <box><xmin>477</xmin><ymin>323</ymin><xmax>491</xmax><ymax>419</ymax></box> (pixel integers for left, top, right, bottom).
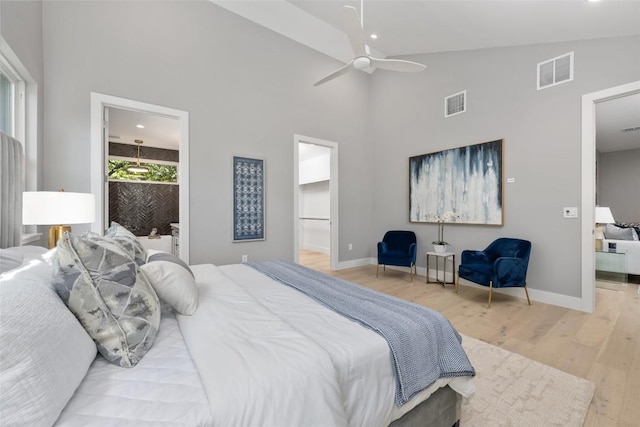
<box><xmin>49</xmin><ymin>225</ymin><xmax>71</xmax><ymax>249</ymax></box>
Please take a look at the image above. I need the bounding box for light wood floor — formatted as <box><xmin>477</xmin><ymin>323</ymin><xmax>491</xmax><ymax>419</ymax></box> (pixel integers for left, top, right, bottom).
<box><xmin>299</xmin><ymin>250</ymin><xmax>640</xmax><ymax>426</ymax></box>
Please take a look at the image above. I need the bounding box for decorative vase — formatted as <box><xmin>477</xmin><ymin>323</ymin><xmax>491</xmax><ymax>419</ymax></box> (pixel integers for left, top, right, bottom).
<box><xmin>434</xmin><ymin>244</ymin><xmax>447</xmax><ymax>253</ymax></box>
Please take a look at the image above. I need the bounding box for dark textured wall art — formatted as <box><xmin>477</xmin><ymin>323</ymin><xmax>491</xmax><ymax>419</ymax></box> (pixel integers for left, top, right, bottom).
<box><xmin>409</xmin><ymin>139</ymin><xmax>504</xmax><ymax>225</ymax></box>
<box><xmin>233</xmin><ymin>156</ymin><xmax>265</xmax><ymax>241</ymax></box>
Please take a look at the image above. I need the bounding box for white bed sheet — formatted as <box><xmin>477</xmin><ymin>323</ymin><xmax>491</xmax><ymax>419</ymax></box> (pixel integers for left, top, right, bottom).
<box><xmin>179</xmin><ymin>264</ymin><xmax>474</xmax><ymax>427</ymax></box>
<box><xmin>54</xmin><ymin>314</ymin><xmax>212</xmax><ymax>427</ymax></box>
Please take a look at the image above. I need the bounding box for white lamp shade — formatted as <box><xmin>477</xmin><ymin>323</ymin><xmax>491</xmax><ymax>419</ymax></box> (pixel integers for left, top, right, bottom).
<box><xmin>23</xmin><ymin>192</ymin><xmax>96</xmax><ymax>225</ymax></box>
<box><xmin>595</xmin><ymin>207</ymin><xmax>615</xmax><ymax>224</ymax></box>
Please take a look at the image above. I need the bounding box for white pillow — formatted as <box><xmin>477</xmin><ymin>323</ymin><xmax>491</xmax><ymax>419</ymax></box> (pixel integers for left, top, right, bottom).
<box><xmin>0</xmin><ymin>259</ymin><xmax>97</xmax><ymax>426</ymax></box>
<box><xmin>141</xmin><ymin>250</ymin><xmax>198</xmax><ymax>315</ymax></box>
<box><xmin>0</xmin><ymin>245</ymin><xmax>49</xmax><ymax>274</ymax></box>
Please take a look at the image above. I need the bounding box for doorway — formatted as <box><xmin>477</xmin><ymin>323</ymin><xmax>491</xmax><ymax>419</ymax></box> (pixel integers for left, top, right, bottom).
<box><xmin>293</xmin><ymin>134</ymin><xmax>338</xmax><ymax>271</ymax></box>
<box><xmin>581</xmin><ymin>81</ymin><xmax>640</xmax><ymax>312</ymax></box>
<box><xmin>90</xmin><ymin>93</ymin><xmax>190</xmax><ymax>263</ymax></box>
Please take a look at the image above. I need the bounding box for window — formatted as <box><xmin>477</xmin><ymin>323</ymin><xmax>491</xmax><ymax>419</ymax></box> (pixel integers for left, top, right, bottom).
<box><xmin>0</xmin><ymin>54</ymin><xmax>24</xmax><ymax>138</ymax></box>
<box><xmin>108</xmin><ymin>159</ymin><xmax>178</xmax><ymax>183</ymax></box>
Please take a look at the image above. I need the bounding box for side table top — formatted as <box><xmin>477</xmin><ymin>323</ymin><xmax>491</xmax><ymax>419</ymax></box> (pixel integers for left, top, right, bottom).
<box><xmin>426</xmin><ymin>251</ymin><xmax>455</xmax><ymax>257</ymax></box>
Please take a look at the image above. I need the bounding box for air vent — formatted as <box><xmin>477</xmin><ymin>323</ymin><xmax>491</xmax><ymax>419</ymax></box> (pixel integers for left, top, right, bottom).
<box><xmin>537</xmin><ymin>52</ymin><xmax>573</xmax><ymax>90</ymax></box>
<box><xmin>445</xmin><ymin>91</ymin><xmax>466</xmax><ymax>118</ymax></box>
<box><xmin>621</xmin><ymin>126</ymin><xmax>640</xmax><ymax>133</ymax></box>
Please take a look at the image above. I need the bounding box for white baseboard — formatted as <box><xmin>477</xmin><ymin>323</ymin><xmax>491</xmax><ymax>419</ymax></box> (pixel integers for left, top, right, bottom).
<box><xmin>339</xmin><ymin>259</ymin><xmax>585</xmax><ymax>311</ymax></box>
<box><xmin>336</xmin><ymin>257</ymin><xmax>375</xmax><ymax>270</ymax></box>
<box><xmin>456</xmin><ymin>279</ymin><xmax>584</xmax><ymax>311</ymax></box>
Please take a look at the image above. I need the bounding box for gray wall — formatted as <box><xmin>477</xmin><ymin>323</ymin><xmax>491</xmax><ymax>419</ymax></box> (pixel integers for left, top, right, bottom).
<box><xmin>370</xmin><ymin>35</ymin><xmax>640</xmax><ymax>298</ymax></box>
<box><xmin>0</xmin><ymin>0</ymin><xmax>44</xmax><ymax>191</ymax></box>
<box><xmin>5</xmin><ymin>1</ymin><xmax>640</xmax><ymax>301</ymax></box>
<box><xmin>599</xmin><ymin>148</ymin><xmax>640</xmax><ymax>223</ymax></box>
<box><xmin>39</xmin><ymin>1</ymin><xmax>373</xmax><ymax>265</ymax></box>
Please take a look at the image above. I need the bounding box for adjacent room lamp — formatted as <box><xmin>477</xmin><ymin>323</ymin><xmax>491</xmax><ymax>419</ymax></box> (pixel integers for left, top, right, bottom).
<box><xmin>594</xmin><ymin>206</ymin><xmax>615</xmax><ymax>250</ymax></box>
<box><xmin>126</xmin><ymin>139</ymin><xmax>149</xmax><ymax>173</ymax></box>
<box><xmin>22</xmin><ymin>190</ymin><xmax>96</xmax><ymax>248</ymax></box>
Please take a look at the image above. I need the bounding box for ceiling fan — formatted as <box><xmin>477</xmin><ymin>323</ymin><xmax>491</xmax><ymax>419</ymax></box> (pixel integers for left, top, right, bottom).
<box><xmin>314</xmin><ymin>4</ymin><xmax>427</xmax><ymax>87</ymax></box>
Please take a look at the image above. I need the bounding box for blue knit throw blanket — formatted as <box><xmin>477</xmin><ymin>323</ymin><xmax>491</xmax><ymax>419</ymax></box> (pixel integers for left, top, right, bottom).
<box><xmin>247</xmin><ymin>260</ymin><xmax>475</xmax><ymax>406</ymax></box>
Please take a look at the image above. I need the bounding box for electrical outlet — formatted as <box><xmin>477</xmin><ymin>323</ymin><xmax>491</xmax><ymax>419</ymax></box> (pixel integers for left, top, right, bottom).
<box><xmin>563</xmin><ymin>207</ymin><xmax>578</xmax><ymax>218</ymax></box>
<box><xmin>348</xmin><ymin>243</ymin><xmax>353</xmax><ymax>251</ymax></box>
<box><xmin>242</xmin><ymin>254</ymin><xmax>248</xmax><ymax>262</ymax></box>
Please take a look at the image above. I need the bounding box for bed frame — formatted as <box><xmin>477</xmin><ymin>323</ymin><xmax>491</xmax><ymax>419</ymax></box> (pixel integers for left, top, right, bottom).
<box><xmin>390</xmin><ymin>386</ymin><xmax>461</xmax><ymax>427</ymax></box>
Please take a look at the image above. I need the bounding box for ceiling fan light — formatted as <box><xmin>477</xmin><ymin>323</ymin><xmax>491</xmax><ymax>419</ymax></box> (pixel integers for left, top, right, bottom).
<box><xmin>353</xmin><ymin>56</ymin><xmax>371</xmax><ymax>70</ymax></box>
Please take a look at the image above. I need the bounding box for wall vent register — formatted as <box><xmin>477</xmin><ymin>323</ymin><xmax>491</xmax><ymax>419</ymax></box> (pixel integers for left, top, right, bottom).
<box><xmin>537</xmin><ymin>52</ymin><xmax>574</xmax><ymax>90</ymax></box>
<box><xmin>445</xmin><ymin>91</ymin><xmax>466</xmax><ymax>118</ymax></box>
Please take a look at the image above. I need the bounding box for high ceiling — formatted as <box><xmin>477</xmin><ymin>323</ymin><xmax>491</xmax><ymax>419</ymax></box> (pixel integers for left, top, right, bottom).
<box><xmin>214</xmin><ymin>0</ymin><xmax>640</xmax><ymax>64</ymax></box>
<box><xmin>288</xmin><ymin>0</ymin><xmax>640</xmax><ymax>57</ymax></box>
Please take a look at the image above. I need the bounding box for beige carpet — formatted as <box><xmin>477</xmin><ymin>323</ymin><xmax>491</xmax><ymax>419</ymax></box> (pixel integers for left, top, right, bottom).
<box><xmin>461</xmin><ymin>335</ymin><xmax>595</xmax><ymax>427</ymax></box>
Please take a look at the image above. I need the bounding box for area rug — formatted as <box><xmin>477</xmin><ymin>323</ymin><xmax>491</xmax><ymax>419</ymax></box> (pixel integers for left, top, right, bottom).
<box><xmin>461</xmin><ymin>335</ymin><xmax>595</xmax><ymax>427</ymax></box>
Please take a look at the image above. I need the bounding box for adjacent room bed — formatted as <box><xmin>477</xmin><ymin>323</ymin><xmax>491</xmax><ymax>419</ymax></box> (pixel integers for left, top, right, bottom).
<box><xmin>1</xmin><ymin>132</ymin><xmax>475</xmax><ymax>427</ymax></box>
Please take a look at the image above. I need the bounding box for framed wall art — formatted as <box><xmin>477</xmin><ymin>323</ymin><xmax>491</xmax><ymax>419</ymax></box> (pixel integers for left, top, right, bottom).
<box><xmin>409</xmin><ymin>139</ymin><xmax>504</xmax><ymax>225</ymax></box>
<box><xmin>233</xmin><ymin>156</ymin><xmax>265</xmax><ymax>241</ymax></box>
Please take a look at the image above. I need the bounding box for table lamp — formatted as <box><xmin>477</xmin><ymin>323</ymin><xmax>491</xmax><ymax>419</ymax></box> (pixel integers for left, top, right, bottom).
<box><xmin>23</xmin><ymin>191</ymin><xmax>96</xmax><ymax>248</ymax></box>
<box><xmin>594</xmin><ymin>206</ymin><xmax>615</xmax><ymax>251</ymax></box>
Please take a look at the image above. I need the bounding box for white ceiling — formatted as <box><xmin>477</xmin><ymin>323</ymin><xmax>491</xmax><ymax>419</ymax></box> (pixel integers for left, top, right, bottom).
<box><xmin>108</xmin><ymin>107</ymin><xmax>180</xmax><ymax>150</ymax></box>
<box><xmin>214</xmin><ymin>0</ymin><xmax>640</xmax><ymax>63</ymax></box>
<box><xmin>596</xmin><ymin>93</ymin><xmax>640</xmax><ymax>153</ymax></box>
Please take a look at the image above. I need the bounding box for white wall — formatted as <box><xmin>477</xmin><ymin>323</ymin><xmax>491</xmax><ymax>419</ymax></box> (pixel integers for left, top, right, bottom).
<box><xmin>299</xmin><ymin>180</ymin><xmax>330</xmax><ymax>253</ymax></box>
<box><xmin>598</xmin><ymin>148</ymin><xmax>640</xmax><ymax>223</ymax></box>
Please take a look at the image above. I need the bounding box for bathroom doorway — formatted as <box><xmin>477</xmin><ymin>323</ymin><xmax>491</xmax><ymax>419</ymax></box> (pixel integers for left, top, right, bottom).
<box><xmin>90</xmin><ymin>93</ymin><xmax>190</xmax><ymax>263</ymax></box>
<box><xmin>106</xmin><ymin>107</ymin><xmax>180</xmax><ymax>255</ymax></box>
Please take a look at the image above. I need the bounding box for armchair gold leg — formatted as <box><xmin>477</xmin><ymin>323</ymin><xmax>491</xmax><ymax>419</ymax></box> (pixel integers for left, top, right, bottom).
<box><xmin>524</xmin><ymin>285</ymin><xmax>531</xmax><ymax>305</ymax></box>
<box><xmin>410</xmin><ymin>264</ymin><xmax>414</xmax><ymax>283</ymax></box>
<box><xmin>488</xmin><ymin>281</ymin><xmax>493</xmax><ymax>309</ymax></box>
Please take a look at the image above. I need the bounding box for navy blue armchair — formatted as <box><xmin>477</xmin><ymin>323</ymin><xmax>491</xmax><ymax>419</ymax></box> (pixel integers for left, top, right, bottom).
<box><xmin>456</xmin><ymin>238</ymin><xmax>532</xmax><ymax>308</ymax></box>
<box><xmin>377</xmin><ymin>231</ymin><xmax>417</xmax><ymax>282</ymax></box>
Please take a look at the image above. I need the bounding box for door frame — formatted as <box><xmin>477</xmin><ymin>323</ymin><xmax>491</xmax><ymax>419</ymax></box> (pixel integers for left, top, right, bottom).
<box><xmin>293</xmin><ymin>134</ymin><xmax>339</xmax><ymax>270</ymax></box>
<box><xmin>90</xmin><ymin>92</ymin><xmax>190</xmax><ymax>263</ymax></box>
<box><xmin>580</xmin><ymin>80</ymin><xmax>640</xmax><ymax>312</ymax></box>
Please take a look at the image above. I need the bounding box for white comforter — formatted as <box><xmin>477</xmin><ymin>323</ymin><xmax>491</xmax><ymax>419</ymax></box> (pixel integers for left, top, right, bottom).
<box><xmin>179</xmin><ymin>264</ymin><xmax>474</xmax><ymax>427</ymax></box>
<box><xmin>55</xmin><ymin>314</ymin><xmax>213</xmax><ymax>426</ymax></box>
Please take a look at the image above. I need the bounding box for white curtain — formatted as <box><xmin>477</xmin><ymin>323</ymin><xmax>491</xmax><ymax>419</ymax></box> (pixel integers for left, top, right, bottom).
<box><xmin>0</xmin><ymin>130</ymin><xmax>23</xmax><ymax>248</ymax></box>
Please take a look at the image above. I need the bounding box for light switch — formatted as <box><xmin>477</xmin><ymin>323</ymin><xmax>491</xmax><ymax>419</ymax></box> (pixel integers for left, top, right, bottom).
<box><xmin>563</xmin><ymin>207</ymin><xmax>578</xmax><ymax>218</ymax></box>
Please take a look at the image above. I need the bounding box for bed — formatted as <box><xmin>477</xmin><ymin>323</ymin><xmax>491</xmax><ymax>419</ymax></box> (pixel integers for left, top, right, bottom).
<box><xmin>1</xmin><ymin>244</ymin><xmax>474</xmax><ymax>427</ymax></box>
<box><xmin>1</xmin><ymin>133</ymin><xmax>474</xmax><ymax>427</ymax></box>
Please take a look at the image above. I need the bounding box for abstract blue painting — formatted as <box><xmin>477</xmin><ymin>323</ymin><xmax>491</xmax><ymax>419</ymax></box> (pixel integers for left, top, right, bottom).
<box><xmin>409</xmin><ymin>139</ymin><xmax>503</xmax><ymax>225</ymax></box>
<box><xmin>233</xmin><ymin>156</ymin><xmax>265</xmax><ymax>241</ymax></box>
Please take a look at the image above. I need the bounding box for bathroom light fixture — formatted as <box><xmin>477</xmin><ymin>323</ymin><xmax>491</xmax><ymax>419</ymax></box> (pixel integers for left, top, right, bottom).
<box><xmin>370</xmin><ymin>34</ymin><xmax>378</xmax><ymax>39</ymax></box>
<box><xmin>136</xmin><ymin>124</ymin><xmax>145</xmax><ymax>128</ymax></box>
<box><xmin>127</xmin><ymin>139</ymin><xmax>149</xmax><ymax>173</ymax></box>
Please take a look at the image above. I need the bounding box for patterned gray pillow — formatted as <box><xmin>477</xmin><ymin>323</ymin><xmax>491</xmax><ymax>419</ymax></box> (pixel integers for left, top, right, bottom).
<box><xmin>105</xmin><ymin>222</ymin><xmax>147</xmax><ymax>266</ymax></box>
<box><xmin>53</xmin><ymin>232</ymin><xmax>160</xmax><ymax>367</ymax></box>
<box><xmin>604</xmin><ymin>223</ymin><xmax>636</xmax><ymax>241</ymax></box>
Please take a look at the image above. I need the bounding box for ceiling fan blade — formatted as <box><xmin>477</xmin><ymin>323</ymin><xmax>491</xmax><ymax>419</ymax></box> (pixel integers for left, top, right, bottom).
<box><xmin>369</xmin><ymin>57</ymin><xmax>427</xmax><ymax>72</ymax></box>
<box><xmin>344</xmin><ymin>6</ymin><xmax>367</xmax><ymax>58</ymax></box>
<box><xmin>313</xmin><ymin>61</ymin><xmax>354</xmax><ymax>87</ymax></box>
